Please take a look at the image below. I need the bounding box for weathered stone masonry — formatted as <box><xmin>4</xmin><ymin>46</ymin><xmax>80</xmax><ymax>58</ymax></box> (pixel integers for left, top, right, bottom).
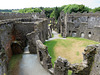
<box><xmin>57</xmin><ymin>11</ymin><xmax>100</xmax><ymax>42</ymax></box>
<box><xmin>0</xmin><ymin>12</ymin><xmax>48</xmax><ymax>75</ymax></box>
<box><xmin>35</xmin><ymin>37</ymin><xmax>100</xmax><ymax>75</ymax></box>
<box><xmin>34</xmin><ymin>12</ymin><xmax>100</xmax><ymax>75</ymax></box>
<box><xmin>0</xmin><ymin>11</ymin><xmax>100</xmax><ymax>75</ymax></box>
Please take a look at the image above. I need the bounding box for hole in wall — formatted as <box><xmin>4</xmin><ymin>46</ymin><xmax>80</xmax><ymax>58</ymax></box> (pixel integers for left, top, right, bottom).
<box><xmin>39</xmin><ymin>51</ymin><xmax>43</xmax><ymax>61</ymax></box>
<box><xmin>88</xmin><ymin>32</ymin><xmax>92</xmax><ymax>38</ymax></box>
<box><xmin>81</xmin><ymin>32</ymin><xmax>85</xmax><ymax>38</ymax></box>
<box><xmin>11</xmin><ymin>41</ymin><xmax>23</xmax><ymax>54</ymax></box>
<box><xmin>72</xmin><ymin>31</ymin><xmax>77</xmax><ymax>37</ymax></box>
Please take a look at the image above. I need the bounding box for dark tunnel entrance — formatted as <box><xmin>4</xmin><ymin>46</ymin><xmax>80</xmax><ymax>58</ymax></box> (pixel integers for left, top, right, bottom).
<box><xmin>11</xmin><ymin>41</ymin><xmax>23</xmax><ymax>54</ymax></box>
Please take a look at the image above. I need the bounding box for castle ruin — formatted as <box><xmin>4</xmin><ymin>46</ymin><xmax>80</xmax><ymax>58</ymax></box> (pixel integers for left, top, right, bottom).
<box><xmin>0</xmin><ymin>11</ymin><xmax>100</xmax><ymax>75</ymax></box>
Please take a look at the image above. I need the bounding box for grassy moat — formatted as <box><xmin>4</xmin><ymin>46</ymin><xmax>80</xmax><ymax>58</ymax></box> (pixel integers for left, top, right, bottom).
<box><xmin>44</xmin><ymin>37</ymin><xmax>100</xmax><ymax>66</ymax></box>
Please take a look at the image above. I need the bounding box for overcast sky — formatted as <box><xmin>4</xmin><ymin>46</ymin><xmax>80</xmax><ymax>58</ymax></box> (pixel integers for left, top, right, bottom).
<box><xmin>0</xmin><ymin>0</ymin><xmax>100</xmax><ymax>9</ymax></box>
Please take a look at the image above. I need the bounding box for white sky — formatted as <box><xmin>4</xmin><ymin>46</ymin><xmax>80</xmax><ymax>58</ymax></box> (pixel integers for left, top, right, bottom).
<box><xmin>0</xmin><ymin>0</ymin><xmax>100</xmax><ymax>9</ymax></box>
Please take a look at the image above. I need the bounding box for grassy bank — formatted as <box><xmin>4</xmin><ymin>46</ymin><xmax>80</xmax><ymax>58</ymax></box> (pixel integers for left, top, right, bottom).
<box><xmin>44</xmin><ymin>37</ymin><xmax>99</xmax><ymax>66</ymax></box>
<box><xmin>8</xmin><ymin>54</ymin><xmax>22</xmax><ymax>75</ymax></box>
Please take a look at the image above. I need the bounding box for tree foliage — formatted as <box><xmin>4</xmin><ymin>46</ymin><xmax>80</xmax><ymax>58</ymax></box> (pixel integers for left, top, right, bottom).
<box><xmin>63</xmin><ymin>4</ymin><xmax>91</xmax><ymax>13</ymax></box>
<box><xmin>93</xmin><ymin>7</ymin><xmax>100</xmax><ymax>12</ymax></box>
<box><xmin>17</xmin><ymin>4</ymin><xmax>99</xmax><ymax>20</ymax></box>
<box><xmin>19</xmin><ymin>8</ymin><xmax>42</xmax><ymax>13</ymax></box>
<box><xmin>43</xmin><ymin>8</ymin><xmax>54</xmax><ymax>18</ymax></box>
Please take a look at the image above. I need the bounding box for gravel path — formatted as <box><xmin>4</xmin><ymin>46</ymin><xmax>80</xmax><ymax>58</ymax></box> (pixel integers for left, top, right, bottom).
<box><xmin>46</xmin><ymin>30</ymin><xmax>66</xmax><ymax>41</ymax></box>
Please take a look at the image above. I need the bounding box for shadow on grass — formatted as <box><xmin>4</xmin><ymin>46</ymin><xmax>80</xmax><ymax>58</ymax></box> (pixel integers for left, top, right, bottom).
<box><xmin>44</xmin><ymin>40</ymin><xmax>57</xmax><ymax>66</ymax></box>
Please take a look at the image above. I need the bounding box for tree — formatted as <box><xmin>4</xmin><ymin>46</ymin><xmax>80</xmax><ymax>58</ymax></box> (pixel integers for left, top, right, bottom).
<box><xmin>63</xmin><ymin>4</ymin><xmax>90</xmax><ymax>13</ymax></box>
<box><xmin>93</xmin><ymin>7</ymin><xmax>100</xmax><ymax>12</ymax></box>
<box><xmin>54</xmin><ymin>7</ymin><xmax>60</xmax><ymax>20</ymax></box>
<box><xmin>43</xmin><ymin>8</ymin><xmax>54</xmax><ymax>18</ymax></box>
<box><xmin>19</xmin><ymin>8</ymin><xmax>42</xmax><ymax>13</ymax></box>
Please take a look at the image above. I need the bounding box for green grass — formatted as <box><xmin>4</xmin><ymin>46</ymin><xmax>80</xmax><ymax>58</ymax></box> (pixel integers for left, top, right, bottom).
<box><xmin>67</xmin><ymin>37</ymin><xmax>99</xmax><ymax>47</ymax></box>
<box><xmin>44</xmin><ymin>37</ymin><xmax>99</xmax><ymax>75</ymax></box>
<box><xmin>48</xmin><ymin>24</ymin><xmax>51</xmax><ymax>26</ymax></box>
<box><xmin>58</xmin><ymin>34</ymin><xmax>63</xmax><ymax>38</ymax></box>
<box><xmin>44</xmin><ymin>40</ymin><xmax>57</xmax><ymax>66</ymax></box>
<box><xmin>8</xmin><ymin>54</ymin><xmax>22</xmax><ymax>74</ymax></box>
<box><xmin>68</xmin><ymin>70</ymin><xmax>72</xmax><ymax>75</ymax></box>
<box><xmin>44</xmin><ymin>39</ymin><xmax>74</xmax><ymax>66</ymax></box>
<box><xmin>76</xmin><ymin>51</ymin><xmax>80</xmax><ymax>56</ymax></box>
<box><xmin>52</xmin><ymin>34</ymin><xmax>54</xmax><ymax>38</ymax></box>
<box><xmin>44</xmin><ymin>37</ymin><xmax>100</xmax><ymax>66</ymax></box>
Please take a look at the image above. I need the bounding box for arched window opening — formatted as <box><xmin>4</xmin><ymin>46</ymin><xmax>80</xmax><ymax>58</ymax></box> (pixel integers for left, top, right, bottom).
<box><xmin>81</xmin><ymin>32</ymin><xmax>85</xmax><ymax>38</ymax></box>
<box><xmin>88</xmin><ymin>32</ymin><xmax>92</xmax><ymax>38</ymax></box>
<box><xmin>72</xmin><ymin>31</ymin><xmax>77</xmax><ymax>37</ymax></box>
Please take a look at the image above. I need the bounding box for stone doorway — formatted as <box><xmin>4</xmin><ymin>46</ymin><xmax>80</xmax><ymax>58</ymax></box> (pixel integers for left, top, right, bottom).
<box><xmin>81</xmin><ymin>32</ymin><xmax>85</xmax><ymax>38</ymax></box>
<box><xmin>88</xmin><ymin>32</ymin><xmax>92</xmax><ymax>38</ymax></box>
<box><xmin>72</xmin><ymin>31</ymin><xmax>77</xmax><ymax>37</ymax></box>
<box><xmin>11</xmin><ymin>41</ymin><xmax>23</xmax><ymax>54</ymax></box>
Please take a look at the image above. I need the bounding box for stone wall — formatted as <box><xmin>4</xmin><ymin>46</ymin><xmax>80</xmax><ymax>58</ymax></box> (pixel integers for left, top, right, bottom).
<box><xmin>54</xmin><ymin>57</ymin><xmax>69</xmax><ymax>75</ymax></box>
<box><xmin>0</xmin><ymin>16</ymin><xmax>48</xmax><ymax>58</ymax></box>
<box><xmin>26</xmin><ymin>18</ymin><xmax>48</xmax><ymax>53</ymax></box>
<box><xmin>0</xmin><ymin>21</ymin><xmax>13</xmax><ymax>59</ymax></box>
<box><xmin>69</xmin><ymin>45</ymin><xmax>98</xmax><ymax>75</ymax></box>
<box><xmin>0</xmin><ymin>11</ymin><xmax>46</xmax><ymax>20</ymax></box>
<box><xmin>0</xmin><ymin>13</ymin><xmax>33</xmax><ymax>20</ymax></box>
<box><xmin>36</xmin><ymin>40</ymin><xmax>53</xmax><ymax>74</ymax></box>
<box><xmin>0</xmin><ymin>48</ymin><xmax>8</xmax><ymax>75</ymax></box>
<box><xmin>0</xmin><ymin>12</ymin><xmax>48</xmax><ymax>75</ymax></box>
<box><xmin>34</xmin><ymin>33</ymin><xmax>100</xmax><ymax>75</ymax></box>
<box><xmin>57</xmin><ymin>11</ymin><xmax>100</xmax><ymax>42</ymax></box>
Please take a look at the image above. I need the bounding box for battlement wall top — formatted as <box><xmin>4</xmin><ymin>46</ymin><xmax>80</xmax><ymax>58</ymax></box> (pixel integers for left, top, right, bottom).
<box><xmin>0</xmin><ymin>13</ymin><xmax>35</xmax><ymax>20</ymax></box>
<box><xmin>0</xmin><ymin>17</ymin><xmax>47</xmax><ymax>26</ymax></box>
<box><xmin>0</xmin><ymin>11</ymin><xmax>46</xmax><ymax>20</ymax></box>
<box><xmin>67</xmin><ymin>12</ymin><xmax>100</xmax><ymax>17</ymax></box>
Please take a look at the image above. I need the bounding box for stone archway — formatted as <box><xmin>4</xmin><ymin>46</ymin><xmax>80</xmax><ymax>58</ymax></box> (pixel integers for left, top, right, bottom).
<box><xmin>72</xmin><ymin>31</ymin><xmax>77</xmax><ymax>37</ymax></box>
<box><xmin>11</xmin><ymin>41</ymin><xmax>23</xmax><ymax>54</ymax></box>
<box><xmin>88</xmin><ymin>32</ymin><xmax>92</xmax><ymax>38</ymax></box>
<box><xmin>81</xmin><ymin>32</ymin><xmax>85</xmax><ymax>38</ymax></box>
